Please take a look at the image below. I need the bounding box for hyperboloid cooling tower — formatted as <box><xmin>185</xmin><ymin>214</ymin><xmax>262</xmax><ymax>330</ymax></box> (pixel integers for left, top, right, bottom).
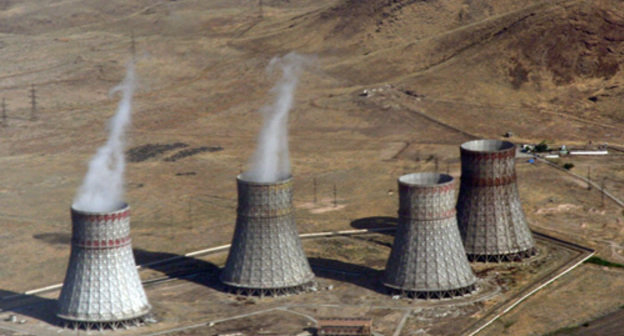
<box><xmin>57</xmin><ymin>204</ymin><xmax>151</xmax><ymax>330</ymax></box>
<box><xmin>220</xmin><ymin>175</ymin><xmax>315</xmax><ymax>296</ymax></box>
<box><xmin>383</xmin><ymin>173</ymin><xmax>477</xmax><ymax>299</ymax></box>
<box><xmin>457</xmin><ymin>139</ymin><xmax>535</xmax><ymax>262</ymax></box>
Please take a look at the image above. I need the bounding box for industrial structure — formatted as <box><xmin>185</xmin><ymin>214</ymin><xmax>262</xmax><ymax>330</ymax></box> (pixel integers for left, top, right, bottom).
<box><xmin>383</xmin><ymin>173</ymin><xmax>477</xmax><ymax>298</ymax></box>
<box><xmin>57</xmin><ymin>204</ymin><xmax>151</xmax><ymax>330</ymax></box>
<box><xmin>457</xmin><ymin>139</ymin><xmax>536</xmax><ymax>262</ymax></box>
<box><xmin>317</xmin><ymin>318</ymin><xmax>373</xmax><ymax>336</ymax></box>
<box><xmin>220</xmin><ymin>176</ymin><xmax>315</xmax><ymax>296</ymax></box>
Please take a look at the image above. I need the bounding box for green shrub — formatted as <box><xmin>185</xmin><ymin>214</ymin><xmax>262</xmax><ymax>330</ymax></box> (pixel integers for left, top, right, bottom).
<box><xmin>535</xmin><ymin>140</ymin><xmax>549</xmax><ymax>152</ymax></box>
<box><xmin>584</xmin><ymin>256</ymin><xmax>624</xmax><ymax>269</ymax></box>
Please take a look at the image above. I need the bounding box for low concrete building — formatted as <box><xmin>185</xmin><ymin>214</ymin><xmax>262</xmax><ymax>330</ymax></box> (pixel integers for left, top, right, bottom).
<box><xmin>317</xmin><ymin>318</ymin><xmax>372</xmax><ymax>336</ymax></box>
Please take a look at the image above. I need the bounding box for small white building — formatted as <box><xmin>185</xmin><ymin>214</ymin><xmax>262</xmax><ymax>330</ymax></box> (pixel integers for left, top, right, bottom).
<box><xmin>569</xmin><ymin>150</ymin><xmax>608</xmax><ymax>156</ymax></box>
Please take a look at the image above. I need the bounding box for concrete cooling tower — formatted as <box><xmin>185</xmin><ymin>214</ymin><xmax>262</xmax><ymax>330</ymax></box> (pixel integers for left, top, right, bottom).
<box><xmin>57</xmin><ymin>204</ymin><xmax>151</xmax><ymax>330</ymax></box>
<box><xmin>457</xmin><ymin>139</ymin><xmax>536</xmax><ymax>262</ymax></box>
<box><xmin>220</xmin><ymin>176</ymin><xmax>315</xmax><ymax>296</ymax></box>
<box><xmin>383</xmin><ymin>173</ymin><xmax>476</xmax><ymax>299</ymax></box>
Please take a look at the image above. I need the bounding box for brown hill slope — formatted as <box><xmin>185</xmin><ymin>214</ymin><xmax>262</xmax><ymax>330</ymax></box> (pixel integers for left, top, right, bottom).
<box><xmin>244</xmin><ymin>0</ymin><xmax>624</xmax><ymax>133</ymax></box>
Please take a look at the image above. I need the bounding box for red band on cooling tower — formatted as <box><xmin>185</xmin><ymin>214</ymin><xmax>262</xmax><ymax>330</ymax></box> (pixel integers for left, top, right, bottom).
<box><xmin>463</xmin><ymin>150</ymin><xmax>515</xmax><ymax>161</ymax></box>
<box><xmin>428</xmin><ymin>183</ymin><xmax>454</xmax><ymax>194</ymax></box>
<box><xmin>73</xmin><ymin>236</ymin><xmax>132</xmax><ymax>249</ymax></box>
<box><xmin>73</xmin><ymin>210</ymin><xmax>130</xmax><ymax>222</ymax></box>
<box><xmin>402</xmin><ymin>182</ymin><xmax>454</xmax><ymax>194</ymax></box>
<box><xmin>462</xmin><ymin>174</ymin><xmax>517</xmax><ymax>187</ymax></box>
<box><xmin>399</xmin><ymin>208</ymin><xmax>456</xmax><ymax>220</ymax></box>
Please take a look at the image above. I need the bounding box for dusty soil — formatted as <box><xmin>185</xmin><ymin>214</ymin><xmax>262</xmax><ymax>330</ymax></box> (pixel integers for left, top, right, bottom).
<box><xmin>0</xmin><ymin>233</ymin><xmax>585</xmax><ymax>336</ymax></box>
<box><xmin>480</xmin><ymin>264</ymin><xmax>624</xmax><ymax>336</ymax></box>
<box><xmin>0</xmin><ymin>0</ymin><xmax>622</xmax><ymax>335</ymax></box>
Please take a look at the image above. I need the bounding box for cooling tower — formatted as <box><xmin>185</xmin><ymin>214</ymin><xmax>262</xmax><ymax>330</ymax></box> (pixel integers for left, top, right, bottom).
<box><xmin>383</xmin><ymin>173</ymin><xmax>477</xmax><ymax>299</ymax></box>
<box><xmin>457</xmin><ymin>139</ymin><xmax>536</xmax><ymax>262</ymax></box>
<box><xmin>57</xmin><ymin>204</ymin><xmax>151</xmax><ymax>330</ymax></box>
<box><xmin>220</xmin><ymin>175</ymin><xmax>315</xmax><ymax>296</ymax></box>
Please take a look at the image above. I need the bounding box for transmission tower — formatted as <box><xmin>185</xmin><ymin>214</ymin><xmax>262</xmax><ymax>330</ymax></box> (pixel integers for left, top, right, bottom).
<box><xmin>601</xmin><ymin>177</ymin><xmax>606</xmax><ymax>208</ymax></box>
<box><xmin>131</xmin><ymin>31</ymin><xmax>136</xmax><ymax>62</ymax></box>
<box><xmin>30</xmin><ymin>84</ymin><xmax>37</xmax><ymax>121</ymax></box>
<box><xmin>258</xmin><ymin>0</ymin><xmax>263</xmax><ymax>18</ymax></box>
<box><xmin>1</xmin><ymin>98</ymin><xmax>6</xmax><ymax>127</ymax></box>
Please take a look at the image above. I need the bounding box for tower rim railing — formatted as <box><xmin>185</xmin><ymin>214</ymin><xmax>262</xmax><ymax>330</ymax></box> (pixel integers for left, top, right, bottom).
<box><xmin>460</xmin><ymin>139</ymin><xmax>515</xmax><ymax>154</ymax></box>
<box><xmin>236</xmin><ymin>174</ymin><xmax>293</xmax><ymax>186</ymax></box>
<box><xmin>70</xmin><ymin>203</ymin><xmax>130</xmax><ymax>216</ymax></box>
<box><xmin>398</xmin><ymin>172</ymin><xmax>454</xmax><ymax>188</ymax></box>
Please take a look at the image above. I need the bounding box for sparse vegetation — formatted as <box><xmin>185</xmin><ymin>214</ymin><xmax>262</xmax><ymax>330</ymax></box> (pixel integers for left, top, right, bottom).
<box><xmin>584</xmin><ymin>256</ymin><xmax>624</xmax><ymax>269</ymax></box>
<box><xmin>502</xmin><ymin>319</ymin><xmax>516</xmax><ymax>329</ymax></box>
<box><xmin>2</xmin><ymin>0</ymin><xmax>624</xmax><ymax>335</ymax></box>
<box><xmin>127</xmin><ymin>143</ymin><xmax>188</xmax><ymax>162</ymax></box>
<box><xmin>543</xmin><ymin>325</ymin><xmax>583</xmax><ymax>336</ymax></box>
<box><xmin>163</xmin><ymin>146</ymin><xmax>223</xmax><ymax>162</ymax></box>
<box><xmin>563</xmin><ymin>163</ymin><xmax>574</xmax><ymax>170</ymax></box>
<box><xmin>535</xmin><ymin>141</ymin><xmax>549</xmax><ymax>153</ymax></box>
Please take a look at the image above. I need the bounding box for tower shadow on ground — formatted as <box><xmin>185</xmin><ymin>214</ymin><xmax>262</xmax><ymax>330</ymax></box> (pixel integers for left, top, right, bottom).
<box><xmin>0</xmin><ymin>289</ymin><xmax>58</xmax><ymax>326</ymax></box>
<box><xmin>350</xmin><ymin>216</ymin><xmax>397</xmax><ymax>235</ymax></box>
<box><xmin>133</xmin><ymin>249</ymin><xmax>224</xmax><ymax>292</ymax></box>
<box><xmin>308</xmin><ymin>257</ymin><xmax>387</xmax><ymax>295</ymax></box>
<box><xmin>349</xmin><ymin>216</ymin><xmax>397</xmax><ymax>248</ymax></box>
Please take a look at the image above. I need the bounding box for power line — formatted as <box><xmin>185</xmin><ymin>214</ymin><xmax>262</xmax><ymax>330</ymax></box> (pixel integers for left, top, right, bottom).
<box><xmin>29</xmin><ymin>84</ymin><xmax>37</xmax><ymax>121</ymax></box>
<box><xmin>1</xmin><ymin>98</ymin><xmax>6</xmax><ymax>127</ymax></box>
<box><xmin>131</xmin><ymin>31</ymin><xmax>136</xmax><ymax>62</ymax></box>
<box><xmin>601</xmin><ymin>177</ymin><xmax>607</xmax><ymax>208</ymax></box>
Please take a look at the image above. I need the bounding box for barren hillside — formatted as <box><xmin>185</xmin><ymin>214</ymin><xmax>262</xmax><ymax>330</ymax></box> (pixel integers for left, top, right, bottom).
<box><xmin>0</xmin><ymin>1</ymin><xmax>622</xmax><ymax>335</ymax></box>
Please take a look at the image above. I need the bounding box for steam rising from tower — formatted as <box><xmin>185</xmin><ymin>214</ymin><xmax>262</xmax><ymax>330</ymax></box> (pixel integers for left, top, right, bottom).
<box><xmin>58</xmin><ymin>62</ymin><xmax>150</xmax><ymax>330</ymax></box>
<box><xmin>221</xmin><ymin>53</ymin><xmax>315</xmax><ymax>296</ymax></box>
<box><xmin>73</xmin><ymin>62</ymin><xmax>136</xmax><ymax>212</ymax></box>
<box><xmin>242</xmin><ymin>52</ymin><xmax>308</xmax><ymax>183</ymax></box>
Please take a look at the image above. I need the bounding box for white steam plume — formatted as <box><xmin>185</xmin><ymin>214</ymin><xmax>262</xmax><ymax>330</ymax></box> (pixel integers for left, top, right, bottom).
<box><xmin>242</xmin><ymin>52</ymin><xmax>310</xmax><ymax>183</ymax></box>
<box><xmin>73</xmin><ymin>62</ymin><xmax>136</xmax><ymax>212</ymax></box>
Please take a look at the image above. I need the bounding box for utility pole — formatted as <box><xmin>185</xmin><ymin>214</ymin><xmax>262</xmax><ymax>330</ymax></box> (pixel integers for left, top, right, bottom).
<box><xmin>587</xmin><ymin>166</ymin><xmax>592</xmax><ymax>190</ymax></box>
<box><xmin>1</xmin><ymin>98</ymin><xmax>6</xmax><ymax>127</ymax></box>
<box><xmin>601</xmin><ymin>177</ymin><xmax>606</xmax><ymax>208</ymax></box>
<box><xmin>130</xmin><ymin>31</ymin><xmax>136</xmax><ymax>62</ymax></box>
<box><xmin>30</xmin><ymin>84</ymin><xmax>37</xmax><ymax>121</ymax></box>
<box><xmin>187</xmin><ymin>198</ymin><xmax>192</xmax><ymax>223</ymax></box>
<box><xmin>333</xmin><ymin>184</ymin><xmax>337</xmax><ymax>208</ymax></box>
<box><xmin>313</xmin><ymin>177</ymin><xmax>317</xmax><ymax>204</ymax></box>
